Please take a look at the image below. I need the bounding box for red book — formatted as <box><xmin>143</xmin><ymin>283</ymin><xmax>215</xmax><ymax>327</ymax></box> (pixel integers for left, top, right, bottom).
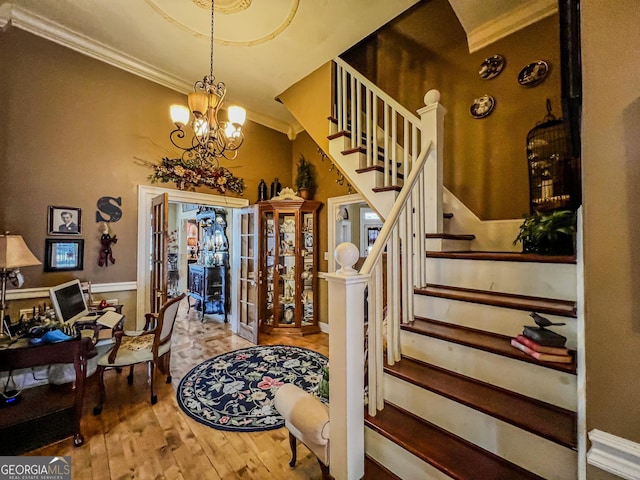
<box><xmin>516</xmin><ymin>335</ymin><xmax>569</xmax><ymax>355</ymax></box>
<box><xmin>510</xmin><ymin>339</ymin><xmax>573</xmax><ymax>363</ymax></box>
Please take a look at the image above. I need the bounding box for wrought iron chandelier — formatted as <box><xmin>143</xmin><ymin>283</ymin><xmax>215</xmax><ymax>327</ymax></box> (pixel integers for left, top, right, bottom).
<box><xmin>169</xmin><ymin>0</ymin><xmax>246</xmax><ymax>163</ymax></box>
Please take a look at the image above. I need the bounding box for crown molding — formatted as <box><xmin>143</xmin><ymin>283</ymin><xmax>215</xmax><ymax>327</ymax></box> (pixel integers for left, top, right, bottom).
<box><xmin>1</xmin><ymin>3</ymin><xmax>298</xmax><ymax>137</ymax></box>
<box><xmin>467</xmin><ymin>0</ymin><xmax>557</xmax><ymax>53</ymax></box>
<box><xmin>246</xmin><ymin>109</ymin><xmax>303</xmax><ymax>138</ymax></box>
<box><xmin>5</xmin><ymin>3</ymin><xmax>192</xmax><ymax>93</ymax></box>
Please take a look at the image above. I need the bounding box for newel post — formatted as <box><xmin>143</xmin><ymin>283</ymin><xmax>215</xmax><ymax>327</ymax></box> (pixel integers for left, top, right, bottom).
<box><xmin>417</xmin><ymin>89</ymin><xmax>447</xmax><ymax>236</ymax></box>
<box><xmin>324</xmin><ymin>243</ymin><xmax>369</xmax><ymax>480</ymax></box>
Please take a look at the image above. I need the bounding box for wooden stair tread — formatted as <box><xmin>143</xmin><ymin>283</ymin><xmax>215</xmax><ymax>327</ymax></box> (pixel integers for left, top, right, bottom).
<box><xmin>385</xmin><ymin>357</ymin><xmax>577</xmax><ymax>449</ymax></box>
<box><xmin>426</xmin><ymin>233</ymin><xmax>475</xmax><ymax>240</ymax></box>
<box><xmin>356</xmin><ymin>165</ymin><xmax>405</xmax><ymax>180</ymax></box>
<box><xmin>372</xmin><ymin>185</ymin><xmax>402</xmax><ymax>193</ymax></box>
<box><xmin>403</xmin><ymin>317</ymin><xmax>576</xmax><ymax>374</ymax></box>
<box><xmin>415</xmin><ymin>283</ymin><xmax>577</xmax><ymax>318</ymax></box>
<box><xmin>365</xmin><ymin>402</ymin><xmax>544</xmax><ymax>480</ymax></box>
<box><xmin>427</xmin><ymin>250</ymin><xmax>576</xmax><ymax>264</ymax></box>
<box><xmin>363</xmin><ymin>455</ymin><xmax>401</xmax><ymax>480</ymax></box>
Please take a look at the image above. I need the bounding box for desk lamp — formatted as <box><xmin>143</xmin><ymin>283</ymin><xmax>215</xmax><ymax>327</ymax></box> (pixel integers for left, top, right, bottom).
<box><xmin>0</xmin><ymin>233</ymin><xmax>41</xmax><ymax>344</ymax></box>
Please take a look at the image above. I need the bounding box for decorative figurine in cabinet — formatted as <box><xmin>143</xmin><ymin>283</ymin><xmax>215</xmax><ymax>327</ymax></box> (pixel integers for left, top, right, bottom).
<box><xmin>188</xmin><ymin>207</ymin><xmax>229</xmax><ymax>321</ymax></box>
<box><xmin>260</xmin><ymin>199</ymin><xmax>321</xmax><ymax>335</ymax></box>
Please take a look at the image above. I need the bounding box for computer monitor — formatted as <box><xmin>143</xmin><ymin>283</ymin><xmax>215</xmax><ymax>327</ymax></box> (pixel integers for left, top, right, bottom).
<box><xmin>49</xmin><ymin>279</ymin><xmax>89</xmax><ymax>325</ymax></box>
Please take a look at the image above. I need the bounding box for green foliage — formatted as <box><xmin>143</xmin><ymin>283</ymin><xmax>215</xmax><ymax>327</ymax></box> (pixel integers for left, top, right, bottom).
<box><xmin>514</xmin><ymin>209</ymin><xmax>576</xmax><ymax>255</ymax></box>
<box><xmin>146</xmin><ymin>157</ymin><xmax>244</xmax><ymax>195</ymax></box>
<box><xmin>295</xmin><ymin>155</ymin><xmax>315</xmax><ymax>190</ymax></box>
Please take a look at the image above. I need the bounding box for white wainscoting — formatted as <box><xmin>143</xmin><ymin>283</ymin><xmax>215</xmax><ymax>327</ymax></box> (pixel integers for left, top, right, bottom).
<box><xmin>587</xmin><ymin>429</ymin><xmax>640</xmax><ymax>480</ymax></box>
<box><xmin>6</xmin><ymin>281</ymin><xmax>137</xmax><ymax>300</ymax></box>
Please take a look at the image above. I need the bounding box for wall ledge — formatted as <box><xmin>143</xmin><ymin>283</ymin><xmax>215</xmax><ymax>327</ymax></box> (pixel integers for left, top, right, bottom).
<box><xmin>6</xmin><ymin>281</ymin><xmax>137</xmax><ymax>300</ymax></box>
<box><xmin>587</xmin><ymin>429</ymin><xmax>640</xmax><ymax>480</ymax></box>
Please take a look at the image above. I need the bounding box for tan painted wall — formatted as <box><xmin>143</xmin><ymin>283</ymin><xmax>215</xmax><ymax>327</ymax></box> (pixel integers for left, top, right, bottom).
<box><xmin>0</xmin><ymin>28</ymin><xmax>291</xmax><ymax>318</ymax></box>
<box><xmin>341</xmin><ymin>0</ymin><xmax>561</xmax><ymax>220</ymax></box>
<box><xmin>291</xmin><ymin>131</ymin><xmax>351</xmax><ymax>326</ymax></box>
<box><xmin>278</xmin><ymin>63</ymin><xmax>333</xmax><ymax>155</ymax></box>
<box><xmin>582</xmin><ymin>1</ymin><xmax>640</xmax><ymax>477</ymax></box>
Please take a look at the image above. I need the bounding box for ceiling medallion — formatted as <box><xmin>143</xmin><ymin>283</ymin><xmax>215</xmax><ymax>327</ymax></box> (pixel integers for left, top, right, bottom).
<box><xmin>147</xmin><ymin>0</ymin><xmax>299</xmax><ymax>47</ymax></box>
<box><xmin>192</xmin><ymin>0</ymin><xmax>251</xmax><ymax>15</ymax></box>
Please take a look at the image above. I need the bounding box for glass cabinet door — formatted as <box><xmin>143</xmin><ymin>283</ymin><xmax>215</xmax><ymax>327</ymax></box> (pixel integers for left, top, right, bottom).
<box><xmin>263</xmin><ymin>211</ymin><xmax>276</xmax><ymax>328</ymax></box>
<box><xmin>278</xmin><ymin>211</ymin><xmax>297</xmax><ymax>326</ymax></box>
<box><xmin>300</xmin><ymin>211</ymin><xmax>315</xmax><ymax>326</ymax></box>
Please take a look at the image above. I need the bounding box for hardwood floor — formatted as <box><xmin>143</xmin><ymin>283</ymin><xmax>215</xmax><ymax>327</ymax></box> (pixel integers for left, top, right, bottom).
<box><xmin>28</xmin><ymin>302</ymin><xmax>329</xmax><ymax>480</ymax></box>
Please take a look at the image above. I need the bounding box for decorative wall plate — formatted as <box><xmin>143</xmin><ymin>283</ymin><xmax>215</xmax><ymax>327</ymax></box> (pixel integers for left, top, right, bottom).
<box><xmin>518</xmin><ymin>60</ymin><xmax>549</xmax><ymax>87</ymax></box>
<box><xmin>479</xmin><ymin>54</ymin><xmax>505</xmax><ymax>80</ymax></box>
<box><xmin>470</xmin><ymin>95</ymin><xmax>495</xmax><ymax>119</ymax></box>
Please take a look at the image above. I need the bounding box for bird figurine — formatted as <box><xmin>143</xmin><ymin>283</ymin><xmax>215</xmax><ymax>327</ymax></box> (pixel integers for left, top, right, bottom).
<box><xmin>530</xmin><ymin>312</ymin><xmax>565</xmax><ymax>328</ymax></box>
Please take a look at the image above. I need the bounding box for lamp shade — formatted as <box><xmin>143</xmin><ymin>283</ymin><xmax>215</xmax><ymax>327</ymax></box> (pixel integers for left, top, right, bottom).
<box><xmin>0</xmin><ymin>235</ymin><xmax>41</xmax><ymax>269</ymax></box>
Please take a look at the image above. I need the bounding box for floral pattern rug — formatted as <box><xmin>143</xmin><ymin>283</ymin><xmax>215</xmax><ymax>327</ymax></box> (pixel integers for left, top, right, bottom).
<box><xmin>176</xmin><ymin>345</ymin><xmax>328</xmax><ymax>432</ymax></box>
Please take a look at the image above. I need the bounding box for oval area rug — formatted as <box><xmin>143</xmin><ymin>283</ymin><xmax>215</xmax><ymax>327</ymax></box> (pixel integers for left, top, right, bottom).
<box><xmin>177</xmin><ymin>345</ymin><xmax>328</xmax><ymax>432</ymax></box>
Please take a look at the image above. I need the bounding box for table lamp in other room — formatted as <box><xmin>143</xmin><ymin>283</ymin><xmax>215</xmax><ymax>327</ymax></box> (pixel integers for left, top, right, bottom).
<box><xmin>0</xmin><ymin>233</ymin><xmax>41</xmax><ymax>344</ymax></box>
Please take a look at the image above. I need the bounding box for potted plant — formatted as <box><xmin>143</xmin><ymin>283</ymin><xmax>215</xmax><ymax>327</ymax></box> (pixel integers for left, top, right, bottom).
<box><xmin>514</xmin><ymin>209</ymin><xmax>577</xmax><ymax>255</ymax></box>
<box><xmin>295</xmin><ymin>155</ymin><xmax>315</xmax><ymax>199</ymax></box>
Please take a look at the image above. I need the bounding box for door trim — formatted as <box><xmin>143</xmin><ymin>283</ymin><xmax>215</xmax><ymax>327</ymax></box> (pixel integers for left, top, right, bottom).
<box><xmin>137</xmin><ymin>185</ymin><xmax>248</xmax><ymax>327</ymax></box>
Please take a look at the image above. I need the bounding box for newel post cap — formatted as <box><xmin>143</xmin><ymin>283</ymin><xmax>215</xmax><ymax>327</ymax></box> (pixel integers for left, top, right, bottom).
<box><xmin>334</xmin><ymin>242</ymin><xmax>359</xmax><ymax>275</ymax></box>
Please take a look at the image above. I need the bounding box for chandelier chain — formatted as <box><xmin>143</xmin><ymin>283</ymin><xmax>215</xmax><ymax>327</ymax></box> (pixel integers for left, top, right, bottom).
<box><xmin>210</xmin><ymin>0</ymin><xmax>215</xmax><ymax>80</ymax></box>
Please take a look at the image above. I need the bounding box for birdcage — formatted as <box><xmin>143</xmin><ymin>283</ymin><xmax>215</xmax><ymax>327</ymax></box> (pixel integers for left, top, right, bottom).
<box><xmin>526</xmin><ymin>100</ymin><xmax>580</xmax><ymax>214</ymax></box>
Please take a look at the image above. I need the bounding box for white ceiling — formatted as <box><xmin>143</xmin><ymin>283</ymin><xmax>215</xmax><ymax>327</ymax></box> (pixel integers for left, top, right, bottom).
<box><xmin>0</xmin><ymin>0</ymin><xmax>556</xmax><ymax>135</ymax></box>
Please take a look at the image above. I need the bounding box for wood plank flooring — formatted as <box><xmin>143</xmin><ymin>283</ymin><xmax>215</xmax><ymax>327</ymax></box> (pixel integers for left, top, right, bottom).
<box><xmin>26</xmin><ymin>302</ymin><xmax>329</xmax><ymax>480</ymax></box>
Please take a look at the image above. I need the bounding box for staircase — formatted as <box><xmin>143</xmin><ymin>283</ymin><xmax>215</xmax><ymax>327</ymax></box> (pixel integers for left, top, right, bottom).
<box><xmin>323</xmin><ymin>59</ymin><xmax>581</xmax><ymax>479</ymax></box>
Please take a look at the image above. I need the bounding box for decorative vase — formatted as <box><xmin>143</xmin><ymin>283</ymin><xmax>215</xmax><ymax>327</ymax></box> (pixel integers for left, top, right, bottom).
<box><xmin>298</xmin><ymin>188</ymin><xmax>310</xmax><ymax>199</ymax></box>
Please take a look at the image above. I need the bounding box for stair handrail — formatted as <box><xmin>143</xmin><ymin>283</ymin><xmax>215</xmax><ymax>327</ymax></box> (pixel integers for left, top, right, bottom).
<box><xmin>334</xmin><ymin>57</ymin><xmax>420</xmax><ymax>127</ymax></box>
<box><xmin>360</xmin><ymin>140</ymin><xmax>433</xmax><ymax>277</ymax></box>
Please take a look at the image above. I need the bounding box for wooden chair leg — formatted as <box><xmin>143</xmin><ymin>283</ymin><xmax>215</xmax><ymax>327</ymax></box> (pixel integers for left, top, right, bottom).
<box><xmin>127</xmin><ymin>365</ymin><xmax>134</xmax><ymax>385</ymax></box>
<box><xmin>288</xmin><ymin>432</ymin><xmax>297</xmax><ymax>467</ymax></box>
<box><xmin>317</xmin><ymin>459</ymin><xmax>330</xmax><ymax>480</ymax></box>
<box><xmin>149</xmin><ymin>361</ymin><xmax>157</xmax><ymax>405</ymax></box>
<box><xmin>163</xmin><ymin>352</ymin><xmax>172</xmax><ymax>384</ymax></box>
<box><xmin>93</xmin><ymin>366</ymin><xmax>106</xmax><ymax>415</ymax></box>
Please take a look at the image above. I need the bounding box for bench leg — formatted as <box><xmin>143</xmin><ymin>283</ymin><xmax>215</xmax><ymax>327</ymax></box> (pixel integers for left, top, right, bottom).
<box><xmin>288</xmin><ymin>432</ymin><xmax>297</xmax><ymax>467</ymax></box>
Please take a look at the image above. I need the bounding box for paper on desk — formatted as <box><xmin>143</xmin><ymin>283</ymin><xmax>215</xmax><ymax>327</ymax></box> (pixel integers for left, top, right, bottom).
<box><xmin>97</xmin><ymin>310</ymin><xmax>123</xmax><ymax>328</ymax></box>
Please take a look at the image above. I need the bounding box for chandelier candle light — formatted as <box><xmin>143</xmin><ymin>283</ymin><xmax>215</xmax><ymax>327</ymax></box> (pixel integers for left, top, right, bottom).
<box><xmin>169</xmin><ymin>0</ymin><xmax>247</xmax><ymax>163</ymax></box>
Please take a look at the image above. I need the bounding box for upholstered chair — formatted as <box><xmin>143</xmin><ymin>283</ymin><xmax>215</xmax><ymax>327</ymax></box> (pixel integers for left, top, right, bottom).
<box><xmin>93</xmin><ymin>293</ymin><xmax>185</xmax><ymax>414</ymax></box>
<box><xmin>274</xmin><ymin>383</ymin><xmax>330</xmax><ymax>480</ymax></box>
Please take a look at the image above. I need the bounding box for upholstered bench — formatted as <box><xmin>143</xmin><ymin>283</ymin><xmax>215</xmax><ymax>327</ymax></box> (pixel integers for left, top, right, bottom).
<box><xmin>274</xmin><ymin>383</ymin><xmax>330</xmax><ymax>480</ymax></box>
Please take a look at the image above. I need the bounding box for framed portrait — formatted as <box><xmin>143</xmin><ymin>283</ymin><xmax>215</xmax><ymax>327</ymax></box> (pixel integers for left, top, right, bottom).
<box><xmin>48</xmin><ymin>206</ymin><xmax>82</xmax><ymax>235</ymax></box>
<box><xmin>44</xmin><ymin>239</ymin><xmax>84</xmax><ymax>272</ymax></box>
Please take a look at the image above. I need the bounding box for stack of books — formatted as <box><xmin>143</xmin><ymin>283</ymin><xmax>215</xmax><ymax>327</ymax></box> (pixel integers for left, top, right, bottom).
<box><xmin>511</xmin><ymin>326</ymin><xmax>573</xmax><ymax>363</ymax></box>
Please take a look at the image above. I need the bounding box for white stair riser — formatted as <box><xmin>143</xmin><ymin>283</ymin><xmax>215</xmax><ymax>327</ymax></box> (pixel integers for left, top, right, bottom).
<box><xmin>414</xmin><ymin>295</ymin><xmax>578</xmax><ymax>349</ymax></box>
<box><xmin>329</xmin><ymin>138</ymin><xmax>395</xmax><ymax>218</ymax></box>
<box><xmin>365</xmin><ymin>428</ymin><xmax>452</xmax><ymax>480</ymax></box>
<box><xmin>383</xmin><ymin>375</ymin><xmax>578</xmax><ymax>480</ymax></box>
<box><xmin>425</xmin><ymin>257</ymin><xmax>577</xmax><ymax>301</ymax></box>
<box><xmin>400</xmin><ymin>330</ymin><xmax>577</xmax><ymax>410</ymax></box>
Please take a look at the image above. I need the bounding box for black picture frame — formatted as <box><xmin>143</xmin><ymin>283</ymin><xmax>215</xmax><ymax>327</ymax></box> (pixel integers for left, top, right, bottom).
<box><xmin>48</xmin><ymin>205</ymin><xmax>82</xmax><ymax>235</ymax></box>
<box><xmin>44</xmin><ymin>239</ymin><xmax>84</xmax><ymax>272</ymax></box>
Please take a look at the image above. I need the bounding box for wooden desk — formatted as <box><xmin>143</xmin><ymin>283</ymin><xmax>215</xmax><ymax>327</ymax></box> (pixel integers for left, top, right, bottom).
<box><xmin>0</xmin><ymin>337</ymin><xmax>95</xmax><ymax>454</ymax></box>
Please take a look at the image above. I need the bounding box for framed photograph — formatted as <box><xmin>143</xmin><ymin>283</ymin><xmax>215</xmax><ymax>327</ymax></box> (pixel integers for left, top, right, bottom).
<box><xmin>48</xmin><ymin>206</ymin><xmax>82</xmax><ymax>235</ymax></box>
<box><xmin>44</xmin><ymin>239</ymin><xmax>84</xmax><ymax>272</ymax></box>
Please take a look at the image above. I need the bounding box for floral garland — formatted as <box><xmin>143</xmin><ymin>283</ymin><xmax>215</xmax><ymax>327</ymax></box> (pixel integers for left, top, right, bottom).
<box><xmin>147</xmin><ymin>157</ymin><xmax>244</xmax><ymax>195</ymax></box>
